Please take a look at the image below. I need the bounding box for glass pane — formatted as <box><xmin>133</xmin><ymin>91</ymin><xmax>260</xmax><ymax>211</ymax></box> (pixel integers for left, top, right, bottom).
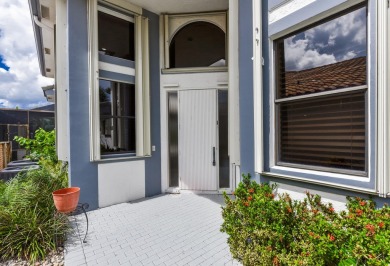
<box><xmin>0</xmin><ymin>110</ymin><xmax>28</xmax><ymax>124</ymax></box>
<box><xmin>168</xmin><ymin>92</ymin><xmax>179</xmax><ymax>187</ymax></box>
<box><xmin>218</xmin><ymin>91</ymin><xmax>229</xmax><ymax>188</ymax></box>
<box><xmin>28</xmin><ymin>111</ymin><xmax>55</xmax><ymax>138</ymax></box>
<box><xmin>276</xmin><ymin>6</ymin><xmax>367</xmax><ymax>99</ymax></box>
<box><xmin>9</xmin><ymin>125</ymin><xmax>27</xmax><ymax>150</ymax></box>
<box><xmin>0</xmin><ymin>125</ymin><xmax>8</xmax><ymax>141</ymax></box>
<box><xmin>278</xmin><ymin>92</ymin><xmax>366</xmax><ymax>173</ymax></box>
<box><xmin>98</xmin><ymin>11</ymin><xmax>135</xmax><ymax>61</ymax></box>
<box><xmin>99</xmin><ymin>79</ymin><xmax>136</xmax><ymax>155</ymax></box>
<box><xmin>169</xmin><ymin>22</ymin><xmax>226</xmax><ymax>68</ymax></box>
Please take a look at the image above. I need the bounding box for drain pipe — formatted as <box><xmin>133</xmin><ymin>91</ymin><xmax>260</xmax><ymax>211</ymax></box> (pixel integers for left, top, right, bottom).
<box><xmin>33</xmin><ymin>15</ymin><xmax>54</xmax><ymax>30</ymax></box>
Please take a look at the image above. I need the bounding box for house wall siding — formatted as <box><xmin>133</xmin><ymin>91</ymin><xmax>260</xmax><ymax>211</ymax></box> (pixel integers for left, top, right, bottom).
<box><xmin>262</xmin><ymin>0</ymin><xmax>270</xmax><ymax>173</ymax></box>
<box><xmin>238</xmin><ymin>0</ymin><xmax>256</xmax><ymax>180</ymax></box>
<box><xmin>98</xmin><ymin>160</ymin><xmax>145</xmax><ymax>207</ymax></box>
<box><xmin>66</xmin><ymin>1</ymin><xmax>161</xmax><ymax>211</ymax></box>
<box><xmin>67</xmin><ymin>0</ymin><xmax>99</xmax><ymax>210</ymax></box>
<box><xmin>143</xmin><ymin>8</ymin><xmax>162</xmax><ymax>197</ymax></box>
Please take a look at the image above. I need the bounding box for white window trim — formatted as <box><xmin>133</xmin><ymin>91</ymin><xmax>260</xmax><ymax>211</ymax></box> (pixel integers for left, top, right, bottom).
<box><xmin>253</xmin><ymin>0</ymin><xmax>263</xmax><ymax>173</ymax></box>
<box><xmin>88</xmin><ymin>0</ymin><xmax>150</xmax><ymax>161</ymax></box>
<box><xmin>267</xmin><ymin>2</ymin><xmax>372</xmax><ymax>186</ymax></box>
<box><xmin>97</xmin><ymin>5</ymin><xmax>134</xmax><ymax>22</ymax></box>
<box><xmin>376</xmin><ymin>0</ymin><xmax>389</xmax><ymax>197</ymax></box>
<box><xmin>100</xmin><ymin>0</ymin><xmax>142</xmax><ymax>15</ymax></box>
<box><xmin>55</xmin><ymin>0</ymin><xmax>69</xmax><ymax>161</ymax></box>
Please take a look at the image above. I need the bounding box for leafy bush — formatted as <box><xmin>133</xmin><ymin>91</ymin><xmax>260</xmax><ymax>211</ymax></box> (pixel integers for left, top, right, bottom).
<box><xmin>221</xmin><ymin>174</ymin><xmax>390</xmax><ymax>265</ymax></box>
<box><xmin>0</xmin><ymin>161</ymin><xmax>69</xmax><ymax>262</ymax></box>
<box><xmin>14</xmin><ymin>128</ymin><xmax>56</xmax><ymax>162</ymax></box>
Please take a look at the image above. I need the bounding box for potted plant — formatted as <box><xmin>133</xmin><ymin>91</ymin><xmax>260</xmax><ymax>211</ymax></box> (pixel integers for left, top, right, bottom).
<box><xmin>52</xmin><ymin>187</ymin><xmax>80</xmax><ymax>213</ymax></box>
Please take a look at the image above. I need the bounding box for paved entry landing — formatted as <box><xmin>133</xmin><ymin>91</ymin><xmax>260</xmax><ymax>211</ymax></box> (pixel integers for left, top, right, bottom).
<box><xmin>65</xmin><ymin>194</ymin><xmax>240</xmax><ymax>266</ymax></box>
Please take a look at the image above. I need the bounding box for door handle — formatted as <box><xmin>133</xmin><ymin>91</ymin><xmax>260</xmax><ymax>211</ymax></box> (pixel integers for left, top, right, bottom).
<box><xmin>212</xmin><ymin>147</ymin><xmax>216</xmax><ymax>166</ymax></box>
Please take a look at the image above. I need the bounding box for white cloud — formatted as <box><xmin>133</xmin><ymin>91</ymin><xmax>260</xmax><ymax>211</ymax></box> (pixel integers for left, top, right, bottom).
<box><xmin>285</xmin><ymin>38</ymin><xmax>336</xmax><ymax>71</ymax></box>
<box><xmin>284</xmin><ymin>6</ymin><xmax>366</xmax><ymax>71</ymax></box>
<box><xmin>0</xmin><ymin>0</ymin><xmax>53</xmax><ymax>109</ymax></box>
<box><xmin>342</xmin><ymin>51</ymin><xmax>357</xmax><ymax>61</ymax></box>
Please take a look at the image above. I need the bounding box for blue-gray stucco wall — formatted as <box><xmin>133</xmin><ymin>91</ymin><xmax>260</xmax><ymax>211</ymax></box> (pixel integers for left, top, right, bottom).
<box><xmin>67</xmin><ymin>0</ymin><xmax>99</xmax><ymax>210</ymax></box>
<box><xmin>66</xmin><ymin>1</ymin><xmax>161</xmax><ymax>210</ymax></box>
<box><xmin>239</xmin><ymin>0</ymin><xmax>255</xmax><ymax>179</ymax></box>
<box><xmin>262</xmin><ymin>0</ymin><xmax>270</xmax><ymax>173</ymax></box>
<box><xmin>143</xmin><ymin>9</ymin><xmax>162</xmax><ymax>197</ymax></box>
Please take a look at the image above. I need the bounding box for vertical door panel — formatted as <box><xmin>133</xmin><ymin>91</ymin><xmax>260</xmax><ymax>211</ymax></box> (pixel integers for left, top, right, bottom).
<box><xmin>168</xmin><ymin>92</ymin><xmax>179</xmax><ymax>187</ymax></box>
<box><xmin>218</xmin><ymin>90</ymin><xmax>229</xmax><ymax>188</ymax></box>
<box><xmin>179</xmin><ymin>90</ymin><xmax>217</xmax><ymax>190</ymax></box>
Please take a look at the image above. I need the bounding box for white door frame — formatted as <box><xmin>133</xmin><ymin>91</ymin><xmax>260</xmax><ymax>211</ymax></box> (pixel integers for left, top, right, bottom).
<box><xmin>160</xmin><ymin>2</ymin><xmax>241</xmax><ymax>193</ymax></box>
<box><xmin>160</xmin><ymin>72</ymin><xmax>231</xmax><ymax>193</ymax></box>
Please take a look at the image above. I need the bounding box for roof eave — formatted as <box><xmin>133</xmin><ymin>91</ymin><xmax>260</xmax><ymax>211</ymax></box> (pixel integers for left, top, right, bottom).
<box><xmin>28</xmin><ymin>0</ymin><xmax>47</xmax><ymax>77</ymax></box>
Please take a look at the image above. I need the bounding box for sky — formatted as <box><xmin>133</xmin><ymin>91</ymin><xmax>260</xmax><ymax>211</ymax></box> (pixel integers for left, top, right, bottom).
<box><xmin>0</xmin><ymin>0</ymin><xmax>54</xmax><ymax>109</ymax></box>
<box><xmin>284</xmin><ymin>6</ymin><xmax>367</xmax><ymax>71</ymax></box>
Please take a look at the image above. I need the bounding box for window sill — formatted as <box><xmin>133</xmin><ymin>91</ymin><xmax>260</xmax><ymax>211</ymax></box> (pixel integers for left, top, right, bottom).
<box><xmin>161</xmin><ymin>66</ymin><xmax>228</xmax><ymax>74</ymax></box>
<box><xmin>261</xmin><ymin>166</ymin><xmax>376</xmax><ymax>195</ymax></box>
<box><xmin>92</xmin><ymin>154</ymin><xmax>151</xmax><ymax>163</ymax></box>
<box><xmin>271</xmin><ymin>165</ymin><xmax>369</xmax><ymax>181</ymax></box>
<box><xmin>276</xmin><ymin>163</ymin><xmax>367</xmax><ymax>178</ymax></box>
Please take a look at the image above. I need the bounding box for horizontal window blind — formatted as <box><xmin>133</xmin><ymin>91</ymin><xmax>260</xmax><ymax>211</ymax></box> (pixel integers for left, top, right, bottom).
<box><xmin>278</xmin><ymin>92</ymin><xmax>366</xmax><ymax>172</ymax></box>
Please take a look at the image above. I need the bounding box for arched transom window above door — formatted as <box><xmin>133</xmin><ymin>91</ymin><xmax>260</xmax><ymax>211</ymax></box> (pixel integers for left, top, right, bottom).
<box><xmin>163</xmin><ymin>12</ymin><xmax>227</xmax><ymax>71</ymax></box>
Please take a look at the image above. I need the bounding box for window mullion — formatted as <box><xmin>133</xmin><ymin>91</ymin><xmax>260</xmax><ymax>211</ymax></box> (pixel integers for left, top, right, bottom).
<box><xmin>275</xmin><ymin>85</ymin><xmax>367</xmax><ymax>104</ymax></box>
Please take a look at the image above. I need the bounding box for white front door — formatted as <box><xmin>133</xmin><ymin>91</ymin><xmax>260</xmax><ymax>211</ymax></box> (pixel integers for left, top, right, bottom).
<box><xmin>178</xmin><ymin>89</ymin><xmax>217</xmax><ymax>191</ymax></box>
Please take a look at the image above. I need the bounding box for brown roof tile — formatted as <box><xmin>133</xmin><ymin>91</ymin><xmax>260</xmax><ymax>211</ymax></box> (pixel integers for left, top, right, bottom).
<box><xmin>281</xmin><ymin>57</ymin><xmax>366</xmax><ymax>98</ymax></box>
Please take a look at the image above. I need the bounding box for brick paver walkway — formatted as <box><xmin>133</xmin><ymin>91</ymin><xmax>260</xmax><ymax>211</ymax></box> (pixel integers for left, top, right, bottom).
<box><xmin>65</xmin><ymin>193</ymin><xmax>240</xmax><ymax>266</ymax></box>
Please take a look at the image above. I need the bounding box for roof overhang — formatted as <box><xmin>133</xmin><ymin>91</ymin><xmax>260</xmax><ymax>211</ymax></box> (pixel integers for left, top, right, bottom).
<box><xmin>124</xmin><ymin>0</ymin><xmax>228</xmax><ymax>14</ymax></box>
<box><xmin>28</xmin><ymin>0</ymin><xmax>56</xmax><ymax>78</ymax></box>
<box><xmin>42</xmin><ymin>85</ymin><xmax>55</xmax><ymax>102</ymax></box>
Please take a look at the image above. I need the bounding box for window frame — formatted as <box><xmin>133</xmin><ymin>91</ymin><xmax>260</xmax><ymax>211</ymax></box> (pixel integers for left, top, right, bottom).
<box><xmin>274</xmin><ymin>4</ymin><xmax>368</xmax><ymax>176</ymax></box>
<box><xmin>162</xmin><ymin>12</ymin><xmax>228</xmax><ymax>74</ymax></box>
<box><xmin>266</xmin><ymin>1</ymin><xmax>376</xmax><ymax>189</ymax></box>
<box><xmin>376</xmin><ymin>0</ymin><xmax>390</xmax><ymax>197</ymax></box>
<box><xmin>98</xmin><ymin>79</ymin><xmax>137</xmax><ymax>157</ymax></box>
<box><xmin>88</xmin><ymin>0</ymin><xmax>151</xmax><ymax>161</ymax></box>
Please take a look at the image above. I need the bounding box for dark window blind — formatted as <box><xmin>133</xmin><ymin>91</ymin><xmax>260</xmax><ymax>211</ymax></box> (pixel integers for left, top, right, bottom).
<box><xmin>278</xmin><ymin>92</ymin><xmax>366</xmax><ymax>172</ymax></box>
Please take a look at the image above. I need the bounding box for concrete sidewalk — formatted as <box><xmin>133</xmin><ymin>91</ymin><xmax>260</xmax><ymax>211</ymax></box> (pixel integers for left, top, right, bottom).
<box><xmin>65</xmin><ymin>194</ymin><xmax>241</xmax><ymax>266</ymax></box>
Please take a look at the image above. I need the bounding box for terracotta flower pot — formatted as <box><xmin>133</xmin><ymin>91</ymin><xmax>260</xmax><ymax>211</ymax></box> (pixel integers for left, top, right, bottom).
<box><xmin>52</xmin><ymin>187</ymin><xmax>80</xmax><ymax>213</ymax></box>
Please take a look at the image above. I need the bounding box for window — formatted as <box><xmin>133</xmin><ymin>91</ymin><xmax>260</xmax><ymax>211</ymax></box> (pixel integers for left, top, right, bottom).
<box><xmin>169</xmin><ymin>22</ymin><xmax>226</xmax><ymax>68</ymax></box>
<box><xmin>274</xmin><ymin>5</ymin><xmax>367</xmax><ymax>175</ymax></box>
<box><xmin>98</xmin><ymin>10</ymin><xmax>135</xmax><ymax>60</ymax></box>
<box><xmin>163</xmin><ymin>12</ymin><xmax>227</xmax><ymax>70</ymax></box>
<box><xmin>90</xmin><ymin>4</ymin><xmax>150</xmax><ymax>160</ymax></box>
<box><xmin>99</xmin><ymin>80</ymin><xmax>136</xmax><ymax>155</ymax></box>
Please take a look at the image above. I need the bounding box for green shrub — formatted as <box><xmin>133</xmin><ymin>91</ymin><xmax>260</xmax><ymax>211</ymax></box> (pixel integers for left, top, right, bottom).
<box><xmin>0</xmin><ymin>162</ymin><xmax>69</xmax><ymax>262</ymax></box>
<box><xmin>14</xmin><ymin>128</ymin><xmax>56</xmax><ymax>162</ymax></box>
<box><xmin>0</xmin><ymin>180</ymin><xmax>5</xmax><ymax>193</ymax></box>
<box><xmin>221</xmin><ymin>174</ymin><xmax>390</xmax><ymax>265</ymax></box>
